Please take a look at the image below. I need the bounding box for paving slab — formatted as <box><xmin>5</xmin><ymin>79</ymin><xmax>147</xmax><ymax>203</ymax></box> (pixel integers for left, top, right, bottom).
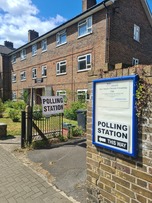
<box><xmin>0</xmin><ymin>142</ymin><xmax>79</xmax><ymax>203</ymax></box>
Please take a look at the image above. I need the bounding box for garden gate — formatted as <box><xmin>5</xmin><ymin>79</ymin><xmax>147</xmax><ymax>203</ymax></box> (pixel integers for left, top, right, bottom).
<box><xmin>21</xmin><ymin>108</ymin><xmax>63</xmax><ymax>148</ymax></box>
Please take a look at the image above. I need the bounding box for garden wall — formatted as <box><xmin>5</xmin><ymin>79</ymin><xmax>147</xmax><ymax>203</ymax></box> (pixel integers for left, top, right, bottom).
<box><xmin>86</xmin><ymin>64</ymin><xmax>152</xmax><ymax>203</ymax></box>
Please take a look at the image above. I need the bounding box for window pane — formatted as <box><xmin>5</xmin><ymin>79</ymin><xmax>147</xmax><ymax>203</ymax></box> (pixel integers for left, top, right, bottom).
<box><xmin>79</xmin><ymin>24</ymin><xmax>87</xmax><ymax>36</ymax></box>
<box><xmin>79</xmin><ymin>61</ymin><xmax>86</xmax><ymax>70</ymax></box>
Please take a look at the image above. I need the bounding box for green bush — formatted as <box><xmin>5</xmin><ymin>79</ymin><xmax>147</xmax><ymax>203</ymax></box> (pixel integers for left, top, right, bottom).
<box><xmin>9</xmin><ymin>109</ymin><xmax>21</xmax><ymax>122</ymax></box>
<box><xmin>64</xmin><ymin>101</ymin><xmax>86</xmax><ymax>120</ymax></box>
<box><xmin>72</xmin><ymin>126</ymin><xmax>84</xmax><ymax>136</ymax></box>
<box><xmin>33</xmin><ymin>105</ymin><xmax>43</xmax><ymax>120</ymax></box>
<box><xmin>0</xmin><ymin>99</ymin><xmax>5</xmax><ymax>117</ymax></box>
<box><xmin>4</xmin><ymin>100</ymin><xmax>26</xmax><ymax>110</ymax></box>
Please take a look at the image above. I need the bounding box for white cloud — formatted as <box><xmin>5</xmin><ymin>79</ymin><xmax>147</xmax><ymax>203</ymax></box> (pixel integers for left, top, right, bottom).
<box><xmin>0</xmin><ymin>0</ymin><xmax>67</xmax><ymax>48</ymax></box>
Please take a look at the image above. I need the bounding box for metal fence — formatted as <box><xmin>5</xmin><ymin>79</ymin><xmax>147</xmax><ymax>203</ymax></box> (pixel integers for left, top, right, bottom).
<box><xmin>21</xmin><ymin>110</ymin><xmax>63</xmax><ymax>148</ymax></box>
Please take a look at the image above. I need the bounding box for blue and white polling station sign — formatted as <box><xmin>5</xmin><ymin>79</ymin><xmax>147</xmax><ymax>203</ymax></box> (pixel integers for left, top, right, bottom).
<box><xmin>92</xmin><ymin>75</ymin><xmax>138</xmax><ymax>157</ymax></box>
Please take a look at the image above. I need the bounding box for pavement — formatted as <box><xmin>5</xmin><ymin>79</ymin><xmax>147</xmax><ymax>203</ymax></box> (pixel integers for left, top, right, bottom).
<box><xmin>0</xmin><ymin>136</ymin><xmax>86</xmax><ymax>203</ymax></box>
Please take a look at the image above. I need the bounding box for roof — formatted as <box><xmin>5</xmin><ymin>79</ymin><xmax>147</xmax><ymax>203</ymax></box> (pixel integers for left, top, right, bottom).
<box><xmin>0</xmin><ymin>45</ymin><xmax>14</xmax><ymax>55</ymax></box>
<box><xmin>9</xmin><ymin>0</ymin><xmax>152</xmax><ymax>55</ymax></box>
<box><xmin>141</xmin><ymin>0</ymin><xmax>152</xmax><ymax>27</ymax></box>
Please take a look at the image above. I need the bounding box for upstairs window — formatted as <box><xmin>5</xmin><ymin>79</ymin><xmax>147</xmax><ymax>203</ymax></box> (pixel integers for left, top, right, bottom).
<box><xmin>132</xmin><ymin>58</ymin><xmax>139</xmax><ymax>66</ymax></box>
<box><xmin>56</xmin><ymin>30</ymin><xmax>67</xmax><ymax>46</ymax></box>
<box><xmin>56</xmin><ymin>90</ymin><xmax>67</xmax><ymax>103</ymax></box>
<box><xmin>11</xmin><ymin>54</ymin><xmax>16</xmax><ymax>63</ymax></box>
<box><xmin>12</xmin><ymin>73</ymin><xmax>16</xmax><ymax>83</ymax></box>
<box><xmin>20</xmin><ymin>71</ymin><xmax>26</xmax><ymax>81</ymax></box>
<box><xmin>56</xmin><ymin>61</ymin><xmax>66</xmax><ymax>75</ymax></box>
<box><xmin>32</xmin><ymin>44</ymin><xmax>37</xmax><ymax>56</ymax></box>
<box><xmin>32</xmin><ymin>68</ymin><xmax>37</xmax><ymax>79</ymax></box>
<box><xmin>41</xmin><ymin>39</ymin><xmax>47</xmax><ymax>52</ymax></box>
<box><xmin>78</xmin><ymin>16</ymin><xmax>92</xmax><ymax>37</ymax></box>
<box><xmin>42</xmin><ymin>66</ymin><xmax>47</xmax><ymax>77</ymax></box>
<box><xmin>20</xmin><ymin>49</ymin><xmax>26</xmax><ymax>60</ymax></box>
<box><xmin>78</xmin><ymin>54</ymin><xmax>91</xmax><ymax>71</ymax></box>
<box><xmin>134</xmin><ymin>24</ymin><xmax>140</xmax><ymax>42</ymax></box>
<box><xmin>77</xmin><ymin>89</ymin><xmax>88</xmax><ymax>103</ymax></box>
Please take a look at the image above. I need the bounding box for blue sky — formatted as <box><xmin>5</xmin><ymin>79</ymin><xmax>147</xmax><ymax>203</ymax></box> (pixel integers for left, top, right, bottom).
<box><xmin>32</xmin><ymin>0</ymin><xmax>152</xmax><ymax>20</ymax></box>
<box><xmin>0</xmin><ymin>0</ymin><xmax>151</xmax><ymax>48</ymax></box>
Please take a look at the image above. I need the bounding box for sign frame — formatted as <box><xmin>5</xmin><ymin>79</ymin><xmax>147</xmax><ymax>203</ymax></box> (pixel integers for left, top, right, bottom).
<box><xmin>92</xmin><ymin>75</ymin><xmax>138</xmax><ymax>157</ymax></box>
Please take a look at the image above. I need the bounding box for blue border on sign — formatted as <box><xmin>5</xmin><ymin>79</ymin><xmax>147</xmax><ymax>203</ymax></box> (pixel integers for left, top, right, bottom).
<box><xmin>92</xmin><ymin>75</ymin><xmax>138</xmax><ymax>157</ymax></box>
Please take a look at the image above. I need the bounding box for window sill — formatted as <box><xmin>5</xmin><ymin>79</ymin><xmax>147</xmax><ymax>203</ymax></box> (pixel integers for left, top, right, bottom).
<box><xmin>56</xmin><ymin>73</ymin><xmax>67</xmax><ymax>76</ymax></box>
<box><xmin>21</xmin><ymin>79</ymin><xmax>26</xmax><ymax>82</ymax></box>
<box><xmin>42</xmin><ymin>50</ymin><xmax>47</xmax><ymax>53</ymax></box>
<box><xmin>42</xmin><ymin>76</ymin><xmax>47</xmax><ymax>78</ymax></box>
<box><xmin>32</xmin><ymin>53</ymin><xmax>37</xmax><ymax>57</ymax></box>
<box><xmin>21</xmin><ymin>58</ymin><xmax>26</xmax><ymax>61</ymax></box>
<box><xmin>78</xmin><ymin>32</ymin><xmax>92</xmax><ymax>39</ymax></box>
<box><xmin>77</xmin><ymin>68</ymin><xmax>91</xmax><ymax>73</ymax></box>
<box><xmin>56</xmin><ymin>42</ymin><xmax>67</xmax><ymax>48</ymax></box>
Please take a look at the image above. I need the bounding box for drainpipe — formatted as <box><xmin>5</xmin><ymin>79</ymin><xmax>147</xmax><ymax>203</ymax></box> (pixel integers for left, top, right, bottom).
<box><xmin>103</xmin><ymin>0</ymin><xmax>115</xmax><ymax>65</ymax></box>
<box><xmin>103</xmin><ymin>1</ymin><xmax>109</xmax><ymax>64</ymax></box>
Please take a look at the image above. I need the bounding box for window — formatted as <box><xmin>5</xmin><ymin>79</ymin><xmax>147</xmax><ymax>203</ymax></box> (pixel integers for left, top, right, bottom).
<box><xmin>20</xmin><ymin>71</ymin><xmax>26</xmax><ymax>81</ymax></box>
<box><xmin>12</xmin><ymin>73</ymin><xmax>16</xmax><ymax>82</ymax></box>
<box><xmin>78</xmin><ymin>16</ymin><xmax>92</xmax><ymax>37</ymax></box>
<box><xmin>78</xmin><ymin>54</ymin><xmax>91</xmax><ymax>71</ymax></box>
<box><xmin>11</xmin><ymin>54</ymin><xmax>16</xmax><ymax>63</ymax></box>
<box><xmin>56</xmin><ymin>90</ymin><xmax>67</xmax><ymax>103</ymax></box>
<box><xmin>41</xmin><ymin>39</ymin><xmax>47</xmax><ymax>52</ymax></box>
<box><xmin>56</xmin><ymin>30</ymin><xmax>67</xmax><ymax>46</ymax></box>
<box><xmin>77</xmin><ymin>89</ymin><xmax>88</xmax><ymax>102</ymax></box>
<box><xmin>134</xmin><ymin>24</ymin><xmax>140</xmax><ymax>42</ymax></box>
<box><xmin>56</xmin><ymin>61</ymin><xmax>66</xmax><ymax>75</ymax></box>
<box><xmin>32</xmin><ymin>44</ymin><xmax>37</xmax><ymax>56</ymax></box>
<box><xmin>12</xmin><ymin>92</ymin><xmax>17</xmax><ymax>100</ymax></box>
<box><xmin>132</xmin><ymin>58</ymin><xmax>139</xmax><ymax>66</ymax></box>
<box><xmin>20</xmin><ymin>49</ymin><xmax>26</xmax><ymax>60</ymax></box>
<box><xmin>32</xmin><ymin>68</ymin><xmax>37</xmax><ymax>79</ymax></box>
<box><xmin>42</xmin><ymin>66</ymin><xmax>47</xmax><ymax>77</ymax></box>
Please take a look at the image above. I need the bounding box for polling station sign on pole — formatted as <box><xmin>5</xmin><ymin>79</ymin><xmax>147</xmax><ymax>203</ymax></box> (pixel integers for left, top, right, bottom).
<box><xmin>41</xmin><ymin>96</ymin><xmax>64</xmax><ymax>116</ymax></box>
<box><xmin>92</xmin><ymin>75</ymin><xmax>138</xmax><ymax>157</ymax></box>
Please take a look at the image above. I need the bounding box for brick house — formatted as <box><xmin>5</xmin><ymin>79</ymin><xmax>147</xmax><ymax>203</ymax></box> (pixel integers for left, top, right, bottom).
<box><xmin>8</xmin><ymin>0</ymin><xmax>152</xmax><ymax>105</ymax></box>
<box><xmin>0</xmin><ymin>41</ymin><xmax>15</xmax><ymax>101</ymax></box>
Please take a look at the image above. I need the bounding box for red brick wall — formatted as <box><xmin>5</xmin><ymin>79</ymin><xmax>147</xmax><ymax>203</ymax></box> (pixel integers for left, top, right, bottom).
<box><xmin>108</xmin><ymin>0</ymin><xmax>152</xmax><ymax>65</ymax></box>
<box><xmin>86</xmin><ymin>64</ymin><xmax>152</xmax><ymax>203</ymax></box>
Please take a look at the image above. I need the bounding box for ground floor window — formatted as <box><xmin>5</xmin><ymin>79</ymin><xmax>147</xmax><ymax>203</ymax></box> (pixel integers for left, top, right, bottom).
<box><xmin>77</xmin><ymin>89</ymin><xmax>88</xmax><ymax>102</ymax></box>
<box><xmin>56</xmin><ymin>90</ymin><xmax>67</xmax><ymax>103</ymax></box>
<box><xmin>12</xmin><ymin>92</ymin><xmax>17</xmax><ymax>100</ymax></box>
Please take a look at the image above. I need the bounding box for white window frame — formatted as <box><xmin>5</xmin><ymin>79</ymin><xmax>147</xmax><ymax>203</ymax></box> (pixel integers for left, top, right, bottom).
<box><xmin>11</xmin><ymin>54</ymin><xmax>16</xmax><ymax>64</ymax></box>
<box><xmin>56</xmin><ymin>90</ymin><xmax>67</xmax><ymax>103</ymax></box>
<box><xmin>132</xmin><ymin>58</ymin><xmax>139</xmax><ymax>66</ymax></box>
<box><xmin>12</xmin><ymin>91</ymin><xmax>17</xmax><ymax>101</ymax></box>
<box><xmin>41</xmin><ymin>39</ymin><xmax>47</xmax><ymax>52</ymax></box>
<box><xmin>78</xmin><ymin>16</ymin><xmax>92</xmax><ymax>38</ymax></box>
<box><xmin>20</xmin><ymin>71</ymin><xmax>26</xmax><ymax>81</ymax></box>
<box><xmin>77</xmin><ymin>89</ymin><xmax>88</xmax><ymax>102</ymax></box>
<box><xmin>32</xmin><ymin>44</ymin><xmax>37</xmax><ymax>56</ymax></box>
<box><xmin>56</xmin><ymin>29</ymin><xmax>67</xmax><ymax>46</ymax></box>
<box><xmin>56</xmin><ymin>60</ymin><xmax>66</xmax><ymax>75</ymax></box>
<box><xmin>42</xmin><ymin>66</ymin><xmax>47</xmax><ymax>77</ymax></box>
<box><xmin>78</xmin><ymin>54</ymin><xmax>91</xmax><ymax>72</ymax></box>
<box><xmin>32</xmin><ymin>68</ymin><xmax>37</xmax><ymax>79</ymax></box>
<box><xmin>12</xmin><ymin>73</ymin><xmax>16</xmax><ymax>83</ymax></box>
<box><xmin>20</xmin><ymin>49</ymin><xmax>26</xmax><ymax>60</ymax></box>
<box><xmin>134</xmin><ymin>24</ymin><xmax>140</xmax><ymax>42</ymax></box>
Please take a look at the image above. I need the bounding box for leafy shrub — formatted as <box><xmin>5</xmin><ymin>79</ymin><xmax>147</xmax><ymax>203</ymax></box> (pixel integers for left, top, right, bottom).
<box><xmin>0</xmin><ymin>99</ymin><xmax>5</xmax><ymax>117</ymax></box>
<box><xmin>4</xmin><ymin>100</ymin><xmax>26</xmax><ymax>110</ymax></box>
<box><xmin>64</xmin><ymin>101</ymin><xmax>86</xmax><ymax>120</ymax></box>
<box><xmin>33</xmin><ymin>105</ymin><xmax>43</xmax><ymax>120</ymax></box>
<box><xmin>72</xmin><ymin>126</ymin><xmax>84</xmax><ymax>136</ymax></box>
<box><xmin>9</xmin><ymin>109</ymin><xmax>21</xmax><ymax>122</ymax></box>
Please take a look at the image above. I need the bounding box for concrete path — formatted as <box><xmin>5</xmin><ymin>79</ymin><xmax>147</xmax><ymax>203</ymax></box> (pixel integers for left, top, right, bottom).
<box><xmin>0</xmin><ymin>143</ymin><xmax>79</xmax><ymax>203</ymax></box>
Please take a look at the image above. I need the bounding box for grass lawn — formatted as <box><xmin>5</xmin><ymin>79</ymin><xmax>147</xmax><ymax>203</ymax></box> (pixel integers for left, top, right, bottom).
<box><xmin>0</xmin><ymin>117</ymin><xmax>21</xmax><ymax>136</ymax></box>
<box><xmin>0</xmin><ymin>117</ymin><xmax>78</xmax><ymax>137</ymax></box>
